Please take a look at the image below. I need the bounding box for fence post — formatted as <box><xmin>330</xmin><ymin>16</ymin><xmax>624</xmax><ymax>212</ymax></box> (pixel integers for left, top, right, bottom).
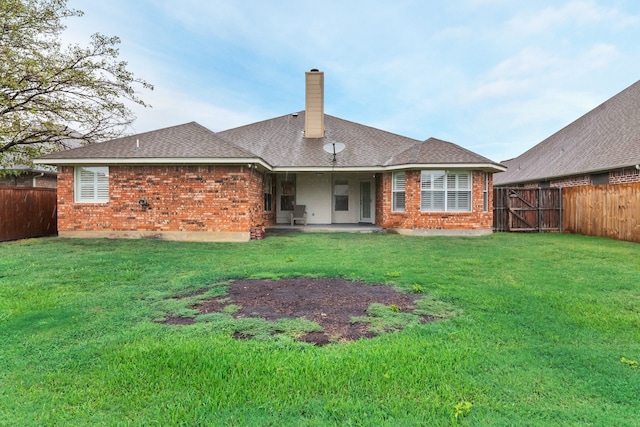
<box><xmin>559</xmin><ymin>187</ymin><xmax>563</xmax><ymax>232</ymax></box>
<box><xmin>538</xmin><ymin>187</ymin><xmax>542</xmax><ymax>233</ymax></box>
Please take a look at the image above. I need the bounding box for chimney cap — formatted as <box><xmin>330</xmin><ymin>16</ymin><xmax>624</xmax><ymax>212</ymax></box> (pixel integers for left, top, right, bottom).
<box><xmin>310</xmin><ymin>68</ymin><xmax>320</xmax><ymax>72</ymax></box>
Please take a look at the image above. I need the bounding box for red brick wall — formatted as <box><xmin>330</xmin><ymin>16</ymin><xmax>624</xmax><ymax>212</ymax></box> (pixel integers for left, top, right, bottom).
<box><xmin>57</xmin><ymin>165</ymin><xmax>275</xmax><ymax>237</ymax></box>
<box><xmin>376</xmin><ymin>170</ymin><xmax>493</xmax><ymax>230</ymax></box>
<box><xmin>550</xmin><ymin>175</ymin><xmax>591</xmax><ymax>187</ymax></box>
<box><xmin>608</xmin><ymin>167</ymin><xmax>640</xmax><ymax>184</ymax></box>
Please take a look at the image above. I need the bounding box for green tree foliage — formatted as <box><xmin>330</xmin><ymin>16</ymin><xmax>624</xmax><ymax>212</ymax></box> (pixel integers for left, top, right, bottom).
<box><xmin>0</xmin><ymin>0</ymin><xmax>153</xmax><ymax>170</ymax></box>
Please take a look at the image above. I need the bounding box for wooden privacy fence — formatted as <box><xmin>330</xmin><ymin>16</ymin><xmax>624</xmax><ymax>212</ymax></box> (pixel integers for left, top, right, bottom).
<box><xmin>494</xmin><ymin>187</ymin><xmax>562</xmax><ymax>232</ymax></box>
<box><xmin>0</xmin><ymin>186</ymin><xmax>57</xmax><ymax>242</ymax></box>
<box><xmin>563</xmin><ymin>182</ymin><xmax>640</xmax><ymax>244</ymax></box>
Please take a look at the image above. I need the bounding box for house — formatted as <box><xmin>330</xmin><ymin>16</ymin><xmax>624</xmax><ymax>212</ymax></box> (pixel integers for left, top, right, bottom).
<box><xmin>34</xmin><ymin>70</ymin><xmax>505</xmax><ymax>242</ymax></box>
<box><xmin>494</xmin><ymin>79</ymin><xmax>640</xmax><ymax>188</ymax></box>
<box><xmin>1</xmin><ymin>138</ymin><xmax>83</xmax><ymax>188</ymax></box>
<box><xmin>0</xmin><ymin>167</ymin><xmax>57</xmax><ymax>188</ymax></box>
<box><xmin>2</xmin><ymin>144</ymin><xmax>59</xmax><ymax>189</ymax></box>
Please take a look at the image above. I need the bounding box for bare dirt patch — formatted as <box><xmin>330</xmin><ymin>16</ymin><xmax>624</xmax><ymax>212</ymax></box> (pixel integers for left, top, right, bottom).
<box><xmin>164</xmin><ymin>278</ymin><xmax>436</xmax><ymax>345</ymax></box>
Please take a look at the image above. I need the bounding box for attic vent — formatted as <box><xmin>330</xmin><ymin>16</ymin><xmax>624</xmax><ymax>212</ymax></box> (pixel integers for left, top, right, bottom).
<box><xmin>292</xmin><ymin>113</ymin><xmax>298</xmax><ymax>117</ymax></box>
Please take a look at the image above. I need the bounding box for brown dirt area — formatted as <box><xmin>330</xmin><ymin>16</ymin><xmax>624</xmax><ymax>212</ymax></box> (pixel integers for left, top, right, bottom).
<box><xmin>164</xmin><ymin>278</ymin><xmax>434</xmax><ymax>345</ymax></box>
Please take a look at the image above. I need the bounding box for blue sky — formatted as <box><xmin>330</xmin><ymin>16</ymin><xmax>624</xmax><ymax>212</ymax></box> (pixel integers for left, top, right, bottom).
<box><xmin>64</xmin><ymin>0</ymin><xmax>640</xmax><ymax>162</ymax></box>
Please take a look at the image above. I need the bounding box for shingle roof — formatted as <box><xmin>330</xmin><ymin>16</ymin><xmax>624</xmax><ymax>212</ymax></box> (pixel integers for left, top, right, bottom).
<box><xmin>495</xmin><ymin>79</ymin><xmax>640</xmax><ymax>186</ymax></box>
<box><xmin>37</xmin><ymin>112</ymin><xmax>505</xmax><ymax>171</ymax></box>
<box><xmin>219</xmin><ymin>112</ymin><xmax>479</xmax><ymax>168</ymax></box>
<box><xmin>384</xmin><ymin>137</ymin><xmax>499</xmax><ymax>166</ymax></box>
<box><xmin>38</xmin><ymin>122</ymin><xmax>256</xmax><ymax>161</ymax></box>
<box><xmin>219</xmin><ymin>112</ymin><xmax>503</xmax><ymax>170</ymax></box>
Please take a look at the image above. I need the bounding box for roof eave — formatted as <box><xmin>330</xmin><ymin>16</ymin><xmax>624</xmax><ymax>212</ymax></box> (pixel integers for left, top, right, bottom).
<box><xmin>382</xmin><ymin>163</ymin><xmax>506</xmax><ymax>172</ymax></box>
<box><xmin>495</xmin><ymin>162</ymin><xmax>640</xmax><ymax>186</ymax></box>
<box><xmin>33</xmin><ymin>158</ymin><xmax>506</xmax><ymax>173</ymax></box>
<box><xmin>273</xmin><ymin>163</ymin><xmax>506</xmax><ymax>173</ymax></box>
<box><xmin>33</xmin><ymin>157</ymin><xmax>271</xmax><ymax>169</ymax></box>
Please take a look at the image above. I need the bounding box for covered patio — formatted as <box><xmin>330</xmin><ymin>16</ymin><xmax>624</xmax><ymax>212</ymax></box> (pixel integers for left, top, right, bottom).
<box><xmin>265</xmin><ymin>223</ymin><xmax>384</xmax><ymax>235</ymax></box>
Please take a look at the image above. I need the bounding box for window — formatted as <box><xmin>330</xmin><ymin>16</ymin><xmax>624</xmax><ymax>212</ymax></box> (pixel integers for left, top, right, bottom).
<box><xmin>263</xmin><ymin>175</ymin><xmax>273</xmax><ymax>211</ymax></box>
<box><xmin>392</xmin><ymin>172</ymin><xmax>405</xmax><ymax>212</ymax></box>
<box><xmin>75</xmin><ymin>166</ymin><xmax>109</xmax><ymax>203</ymax></box>
<box><xmin>334</xmin><ymin>179</ymin><xmax>349</xmax><ymax>211</ymax></box>
<box><xmin>421</xmin><ymin>170</ymin><xmax>471</xmax><ymax>212</ymax></box>
<box><xmin>483</xmin><ymin>172</ymin><xmax>489</xmax><ymax>212</ymax></box>
<box><xmin>280</xmin><ymin>180</ymin><xmax>295</xmax><ymax>211</ymax></box>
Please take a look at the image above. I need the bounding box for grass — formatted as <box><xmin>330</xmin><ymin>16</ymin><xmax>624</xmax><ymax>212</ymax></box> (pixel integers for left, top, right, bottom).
<box><xmin>1</xmin><ymin>232</ymin><xmax>639</xmax><ymax>426</ymax></box>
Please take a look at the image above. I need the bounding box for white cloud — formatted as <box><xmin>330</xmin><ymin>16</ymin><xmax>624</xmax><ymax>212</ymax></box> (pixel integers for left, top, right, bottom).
<box><xmin>54</xmin><ymin>0</ymin><xmax>640</xmax><ymax>162</ymax></box>
<box><xmin>127</xmin><ymin>86</ymin><xmax>267</xmax><ymax>134</ymax></box>
<box><xmin>463</xmin><ymin>41</ymin><xmax>621</xmax><ymax>105</ymax></box>
<box><xmin>488</xmin><ymin>47</ymin><xmax>559</xmax><ymax>79</ymax></box>
<box><xmin>465</xmin><ymin>79</ymin><xmax>533</xmax><ymax>103</ymax></box>
<box><xmin>434</xmin><ymin>25</ymin><xmax>473</xmax><ymax>40</ymax></box>
<box><xmin>508</xmin><ymin>2</ymin><xmax>597</xmax><ymax>34</ymax></box>
<box><xmin>508</xmin><ymin>1</ymin><xmax>639</xmax><ymax>34</ymax></box>
<box><xmin>462</xmin><ymin>87</ymin><xmax>604</xmax><ymax>160</ymax></box>
<box><xmin>579</xmin><ymin>43</ymin><xmax>620</xmax><ymax>68</ymax></box>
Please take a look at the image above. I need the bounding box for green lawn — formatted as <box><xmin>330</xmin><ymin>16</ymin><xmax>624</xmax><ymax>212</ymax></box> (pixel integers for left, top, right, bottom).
<box><xmin>1</xmin><ymin>233</ymin><xmax>639</xmax><ymax>426</ymax></box>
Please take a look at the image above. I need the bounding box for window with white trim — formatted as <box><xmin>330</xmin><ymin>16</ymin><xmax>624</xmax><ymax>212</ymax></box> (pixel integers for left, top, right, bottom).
<box><xmin>392</xmin><ymin>171</ymin><xmax>405</xmax><ymax>212</ymax></box>
<box><xmin>421</xmin><ymin>170</ymin><xmax>471</xmax><ymax>212</ymax></box>
<box><xmin>483</xmin><ymin>172</ymin><xmax>489</xmax><ymax>212</ymax></box>
<box><xmin>75</xmin><ymin>166</ymin><xmax>109</xmax><ymax>203</ymax></box>
<box><xmin>334</xmin><ymin>179</ymin><xmax>349</xmax><ymax>211</ymax></box>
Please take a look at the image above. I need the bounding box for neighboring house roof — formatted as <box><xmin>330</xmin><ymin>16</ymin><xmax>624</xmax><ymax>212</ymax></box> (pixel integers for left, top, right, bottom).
<box><xmin>495</xmin><ymin>79</ymin><xmax>640</xmax><ymax>186</ymax></box>
<box><xmin>36</xmin><ymin>112</ymin><xmax>505</xmax><ymax>172</ymax></box>
<box><xmin>0</xmin><ymin>164</ymin><xmax>56</xmax><ymax>174</ymax></box>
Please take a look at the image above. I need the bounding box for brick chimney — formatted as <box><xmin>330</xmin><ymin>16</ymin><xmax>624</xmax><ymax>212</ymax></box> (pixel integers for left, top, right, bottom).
<box><xmin>304</xmin><ymin>69</ymin><xmax>325</xmax><ymax>138</ymax></box>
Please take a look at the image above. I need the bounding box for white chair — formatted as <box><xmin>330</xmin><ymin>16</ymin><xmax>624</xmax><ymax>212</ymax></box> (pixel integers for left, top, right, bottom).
<box><xmin>290</xmin><ymin>205</ymin><xmax>307</xmax><ymax>226</ymax></box>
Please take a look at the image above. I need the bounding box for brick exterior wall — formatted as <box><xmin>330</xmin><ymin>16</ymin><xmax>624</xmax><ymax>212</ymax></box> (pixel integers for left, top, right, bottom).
<box><xmin>549</xmin><ymin>175</ymin><xmax>592</xmax><ymax>188</ymax></box>
<box><xmin>57</xmin><ymin>165</ymin><xmax>275</xmax><ymax>240</ymax></box>
<box><xmin>56</xmin><ymin>165</ymin><xmax>495</xmax><ymax>240</ymax></box>
<box><xmin>375</xmin><ymin>170</ymin><xmax>493</xmax><ymax>231</ymax></box>
<box><xmin>512</xmin><ymin>167</ymin><xmax>640</xmax><ymax>188</ymax></box>
<box><xmin>608</xmin><ymin>167</ymin><xmax>640</xmax><ymax>184</ymax></box>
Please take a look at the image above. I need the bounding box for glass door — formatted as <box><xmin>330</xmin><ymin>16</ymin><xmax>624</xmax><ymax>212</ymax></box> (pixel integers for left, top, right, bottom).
<box><xmin>359</xmin><ymin>180</ymin><xmax>373</xmax><ymax>223</ymax></box>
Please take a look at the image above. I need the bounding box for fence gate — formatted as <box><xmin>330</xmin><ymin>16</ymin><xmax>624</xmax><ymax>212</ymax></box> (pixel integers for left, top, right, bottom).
<box><xmin>493</xmin><ymin>187</ymin><xmax>562</xmax><ymax>232</ymax></box>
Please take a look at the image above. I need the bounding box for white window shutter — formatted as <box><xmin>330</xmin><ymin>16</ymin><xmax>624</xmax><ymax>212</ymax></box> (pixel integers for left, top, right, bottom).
<box><xmin>393</xmin><ymin>172</ymin><xmax>405</xmax><ymax>191</ymax></box>
<box><xmin>75</xmin><ymin>167</ymin><xmax>109</xmax><ymax>203</ymax></box>
<box><xmin>392</xmin><ymin>172</ymin><xmax>406</xmax><ymax>212</ymax></box>
<box><xmin>96</xmin><ymin>170</ymin><xmax>109</xmax><ymax>201</ymax></box>
<box><xmin>421</xmin><ymin>170</ymin><xmax>471</xmax><ymax>212</ymax></box>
